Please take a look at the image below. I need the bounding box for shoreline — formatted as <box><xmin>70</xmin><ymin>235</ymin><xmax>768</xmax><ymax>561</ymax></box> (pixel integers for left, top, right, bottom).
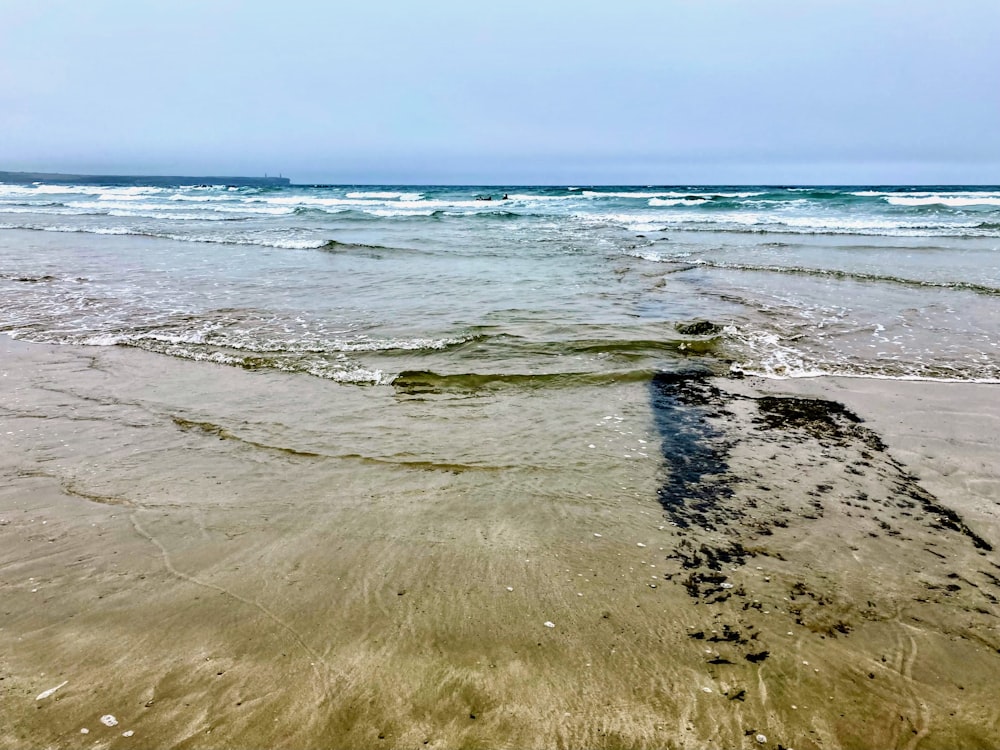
<box><xmin>2</xmin><ymin>337</ymin><xmax>998</xmax><ymax>748</ymax></box>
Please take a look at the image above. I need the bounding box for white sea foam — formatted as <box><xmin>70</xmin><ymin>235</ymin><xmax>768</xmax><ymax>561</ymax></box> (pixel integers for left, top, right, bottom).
<box><xmin>581</xmin><ymin>190</ymin><xmax>762</xmax><ymax>200</ymax></box>
<box><xmin>647</xmin><ymin>198</ymin><xmax>708</xmax><ymax>207</ymax></box>
<box><xmin>726</xmin><ymin>324</ymin><xmax>1000</xmax><ymax>383</ymax></box>
<box><xmin>582</xmin><ymin>191</ymin><xmax>703</xmax><ymax>200</ymax></box>
<box><xmin>502</xmin><ymin>193</ymin><xmax>573</xmax><ymax>201</ymax></box>
<box><xmin>256</xmin><ymin>195</ymin><xmax>356</xmax><ymax>207</ymax></box>
<box><xmin>582</xmin><ymin>208</ymin><xmax>989</xmax><ymax>236</ymax></box>
<box><xmin>364</xmin><ymin>208</ymin><xmax>438</xmax><ymax>217</ymax></box>
<box><xmin>886</xmin><ymin>195</ymin><xmax>1000</xmax><ymax>207</ymax></box>
<box><xmin>66</xmin><ymin>200</ymin><xmax>188</xmax><ymax>212</ymax></box>
<box><xmin>168</xmin><ymin>193</ymin><xmax>238</xmax><ymax>202</ymax></box>
<box><xmin>16</xmin><ymin>184</ymin><xmax>104</xmax><ymax>195</ymax></box>
<box><xmin>0</xmin><ymin>222</ymin><xmax>333</xmax><ymax>248</ymax></box>
<box><xmin>83</xmin><ymin>331</ymin><xmax>212</xmax><ymax>347</ymax></box>
<box><xmin>176</xmin><ymin>234</ymin><xmax>329</xmax><ymax>249</ymax></box>
<box><xmin>0</xmin><ymin>206</ymin><xmax>80</xmax><ymax>215</ymax></box>
<box><xmin>853</xmin><ymin>190</ymin><xmax>1000</xmax><ymax>199</ymax></box>
<box><xmin>623</xmin><ymin>247</ymin><xmax>667</xmax><ymax>262</ymax></box>
<box><xmin>345</xmin><ymin>191</ymin><xmax>424</xmax><ymax>200</ymax></box>
<box><xmin>106</xmin><ymin>210</ymin><xmax>227</xmax><ymax>221</ymax></box>
<box><xmin>575</xmin><ymin>212</ymin><xmax>670</xmax><ymax>232</ymax></box>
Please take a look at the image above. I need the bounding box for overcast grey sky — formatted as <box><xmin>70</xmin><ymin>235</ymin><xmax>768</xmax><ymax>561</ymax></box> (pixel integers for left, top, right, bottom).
<box><xmin>2</xmin><ymin>1</ymin><xmax>998</xmax><ymax>184</ymax></box>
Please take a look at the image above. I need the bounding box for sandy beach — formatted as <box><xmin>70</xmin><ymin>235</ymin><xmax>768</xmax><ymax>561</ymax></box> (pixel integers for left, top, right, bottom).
<box><xmin>2</xmin><ymin>336</ymin><xmax>998</xmax><ymax>749</ymax></box>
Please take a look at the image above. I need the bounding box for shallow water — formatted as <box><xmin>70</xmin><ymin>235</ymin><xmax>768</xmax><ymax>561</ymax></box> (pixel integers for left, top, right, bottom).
<box><xmin>2</xmin><ymin>183</ymin><xmax>999</xmax><ymax>384</ymax></box>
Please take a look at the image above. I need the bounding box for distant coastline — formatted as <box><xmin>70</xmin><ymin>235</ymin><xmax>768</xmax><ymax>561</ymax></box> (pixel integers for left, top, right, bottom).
<box><xmin>0</xmin><ymin>169</ymin><xmax>290</xmax><ymax>188</ymax></box>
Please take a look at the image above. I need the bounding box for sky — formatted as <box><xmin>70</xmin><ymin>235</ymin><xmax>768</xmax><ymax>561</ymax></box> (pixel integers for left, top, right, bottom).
<box><xmin>1</xmin><ymin>0</ymin><xmax>998</xmax><ymax>185</ymax></box>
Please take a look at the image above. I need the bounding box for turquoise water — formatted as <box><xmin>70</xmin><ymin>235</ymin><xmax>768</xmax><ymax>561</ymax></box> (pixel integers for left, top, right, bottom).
<box><xmin>2</xmin><ymin>183</ymin><xmax>999</xmax><ymax>383</ymax></box>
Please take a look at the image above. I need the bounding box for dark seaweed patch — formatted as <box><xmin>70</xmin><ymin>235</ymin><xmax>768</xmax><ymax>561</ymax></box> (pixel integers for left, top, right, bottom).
<box><xmin>755</xmin><ymin>396</ymin><xmax>886</xmax><ymax>452</ymax></box>
<box><xmin>648</xmin><ymin>371</ymin><xmax>734</xmax><ymax>530</ymax></box>
<box><xmin>670</xmin><ymin>541</ymin><xmax>748</xmax><ymax>573</ymax></box>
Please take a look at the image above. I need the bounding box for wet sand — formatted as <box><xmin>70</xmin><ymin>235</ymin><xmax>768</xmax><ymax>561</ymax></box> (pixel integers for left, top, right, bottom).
<box><xmin>1</xmin><ymin>338</ymin><xmax>998</xmax><ymax>749</ymax></box>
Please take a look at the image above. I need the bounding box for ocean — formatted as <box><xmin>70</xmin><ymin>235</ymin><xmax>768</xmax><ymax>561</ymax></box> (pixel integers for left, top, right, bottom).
<box><xmin>2</xmin><ymin>183</ymin><xmax>999</xmax><ymax>386</ymax></box>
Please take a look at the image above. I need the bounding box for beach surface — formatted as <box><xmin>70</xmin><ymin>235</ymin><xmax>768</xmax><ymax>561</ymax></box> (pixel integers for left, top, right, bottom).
<box><xmin>2</xmin><ymin>336</ymin><xmax>998</xmax><ymax>749</ymax></box>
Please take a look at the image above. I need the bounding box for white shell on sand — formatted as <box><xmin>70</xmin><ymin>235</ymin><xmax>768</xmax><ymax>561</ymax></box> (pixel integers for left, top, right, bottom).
<box><xmin>543</xmin><ymin>621</ymin><xmax>555</xmax><ymax>628</ymax></box>
<box><xmin>80</xmin><ymin>729</ymin><xmax>89</xmax><ymax>735</ymax></box>
<box><xmin>122</xmin><ymin>730</ymin><xmax>135</xmax><ymax>737</ymax></box>
<box><xmin>636</xmin><ymin>542</ymin><xmax>646</xmax><ymax>547</ymax></box>
<box><xmin>35</xmin><ymin>680</ymin><xmax>68</xmax><ymax>701</ymax></box>
<box><xmin>756</xmin><ymin>733</ymin><xmax>767</xmax><ymax>744</ymax></box>
<box><xmin>100</xmin><ymin>715</ymin><xmax>119</xmax><ymax>727</ymax></box>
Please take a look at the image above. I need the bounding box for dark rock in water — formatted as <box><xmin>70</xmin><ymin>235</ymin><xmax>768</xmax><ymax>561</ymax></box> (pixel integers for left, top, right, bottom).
<box><xmin>675</xmin><ymin>320</ymin><xmax>724</xmax><ymax>336</ymax></box>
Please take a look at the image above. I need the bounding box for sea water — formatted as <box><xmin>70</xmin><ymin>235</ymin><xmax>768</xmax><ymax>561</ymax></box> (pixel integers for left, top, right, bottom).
<box><xmin>1</xmin><ymin>183</ymin><xmax>999</xmax><ymax>385</ymax></box>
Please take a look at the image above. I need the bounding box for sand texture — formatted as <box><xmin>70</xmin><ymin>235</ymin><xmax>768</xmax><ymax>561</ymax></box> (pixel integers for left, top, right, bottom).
<box><xmin>1</xmin><ymin>339</ymin><xmax>998</xmax><ymax>749</ymax></box>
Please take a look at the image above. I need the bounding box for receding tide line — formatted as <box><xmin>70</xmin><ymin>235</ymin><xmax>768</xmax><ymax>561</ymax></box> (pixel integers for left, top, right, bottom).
<box><xmin>677</xmin><ymin>259</ymin><xmax>1000</xmax><ymax>297</ymax></box>
<box><xmin>171</xmin><ymin>415</ymin><xmax>504</xmax><ymax>472</ymax></box>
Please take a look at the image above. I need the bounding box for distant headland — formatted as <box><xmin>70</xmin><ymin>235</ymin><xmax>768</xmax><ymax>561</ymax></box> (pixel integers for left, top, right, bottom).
<box><xmin>0</xmin><ymin>170</ymin><xmax>291</xmax><ymax>188</ymax></box>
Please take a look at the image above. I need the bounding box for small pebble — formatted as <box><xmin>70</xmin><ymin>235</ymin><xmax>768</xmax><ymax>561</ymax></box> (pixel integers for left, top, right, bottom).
<box><xmin>122</xmin><ymin>731</ymin><xmax>134</xmax><ymax>738</ymax></box>
<box><xmin>543</xmin><ymin>621</ymin><xmax>555</xmax><ymax>628</ymax></box>
<box><xmin>720</xmin><ymin>583</ymin><xmax>734</xmax><ymax>589</ymax></box>
<box><xmin>80</xmin><ymin>729</ymin><xmax>89</xmax><ymax>735</ymax></box>
<box><xmin>636</xmin><ymin>543</ymin><xmax>646</xmax><ymax>548</ymax></box>
<box><xmin>505</xmin><ymin>586</ymin><xmax>513</xmax><ymax>592</ymax></box>
<box><xmin>100</xmin><ymin>715</ymin><xmax>118</xmax><ymax>727</ymax></box>
<box><xmin>756</xmin><ymin>734</ymin><xmax>767</xmax><ymax>744</ymax></box>
<box><xmin>701</xmin><ymin>687</ymin><xmax>712</xmax><ymax>693</ymax></box>
<box><xmin>593</xmin><ymin>533</ymin><xmax>602</xmax><ymax>538</ymax></box>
